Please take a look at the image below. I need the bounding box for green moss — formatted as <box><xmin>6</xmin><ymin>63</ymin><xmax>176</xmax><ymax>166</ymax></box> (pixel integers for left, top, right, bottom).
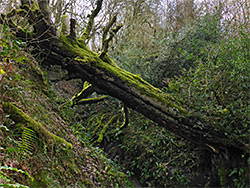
<box><xmin>59</xmin><ymin>34</ymin><xmax>74</xmax><ymax>50</ymax></box>
<box><xmin>60</xmin><ymin>34</ymin><xmax>96</xmax><ymax>59</ymax></box>
<box><xmin>61</xmin><ymin>14</ymin><xmax>69</xmax><ymax>35</ymax></box>
<box><xmin>91</xmin><ymin>113</ymin><xmax>109</xmax><ymax>136</ymax></box>
<box><xmin>120</xmin><ymin>106</ymin><xmax>129</xmax><ymax>129</ymax></box>
<box><xmin>89</xmin><ymin>56</ymin><xmax>187</xmax><ymax>115</ymax></box>
<box><xmin>26</xmin><ymin>58</ymin><xmax>48</xmax><ymax>91</ymax></box>
<box><xmin>2</xmin><ymin>102</ymin><xmax>72</xmax><ymax>149</ymax></box>
<box><xmin>1</xmin><ymin>37</ymin><xmax>132</xmax><ymax>186</ymax></box>
<box><xmin>71</xmin><ymin>81</ymin><xmax>92</xmax><ymax>102</ymax></box>
<box><xmin>31</xmin><ymin>0</ymin><xmax>40</xmax><ymax>10</ymax></box>
<box><xmin>96</xmin><ymin>114</ymin><xmax>119</xmax><ymax>143</ymax></box>
<box><xmin>108</xmin><ymin>171</ymin><xmax>127</xmax><ymax>178</ymax></box>
<box><xmin>59</xmin><ymin>33</ymin><xmax>189</xmax><ymax>120</ymax></box>
<box><xmin>78</xmin><ymin>96</ymin><xmax>107</xmax><ymax>105</ymax></box>
<box><xmin>80</xmin><ymin>18</ymin><xmax>94</xmax><ymax>41</ymax></box>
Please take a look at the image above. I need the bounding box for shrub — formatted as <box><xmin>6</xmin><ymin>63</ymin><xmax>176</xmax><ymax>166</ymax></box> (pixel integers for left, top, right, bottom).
<box><xmin>167</xmin><ymin>30</ymin><xmax>250</xmax><ymax>144</ymax></box>
<box><xmin>149</xmin><ymin>14</ymin><xmax>222</xmax><ymax>87</ymax></box>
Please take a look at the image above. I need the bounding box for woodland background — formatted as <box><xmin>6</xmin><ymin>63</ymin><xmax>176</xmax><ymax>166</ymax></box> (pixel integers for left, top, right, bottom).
<box><xmin>0</xmin><ymin>0</ymin><xmax>249</xmax><ymax>187</ymax></box>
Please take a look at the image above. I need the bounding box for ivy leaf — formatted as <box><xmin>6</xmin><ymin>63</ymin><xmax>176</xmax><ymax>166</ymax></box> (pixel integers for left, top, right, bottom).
<box><xmin>3</xmin><ymin>24</ymin><xmax>8</xmax><ymax>31</ymax></box>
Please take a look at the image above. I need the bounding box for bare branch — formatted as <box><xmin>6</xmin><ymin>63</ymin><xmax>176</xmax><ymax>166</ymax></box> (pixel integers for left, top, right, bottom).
<box><xmin>99</xmin><ymin>16</ymin><xmax>122</xmax><ymax>59</ymax></box>
<box><xmin>102</xmin><ymin>15</ymin><xmax>117</xmax><ymax>43</ymax></box>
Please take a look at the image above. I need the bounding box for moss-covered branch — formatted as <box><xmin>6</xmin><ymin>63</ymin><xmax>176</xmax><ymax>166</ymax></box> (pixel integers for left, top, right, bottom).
<box><xmin>81</xmin><ymin>0</ymin><xmax>103</xmax><ymax>42</ymax></box>
<box><xmin>70</xmin><ymin>81</ymin><xmax>107</xmax><ymax>105</ymax></box>
<box><xmin>120</xmin><ymin>105</ymin><xmax>129</xmax><ymax>129</ymax></box>
<box><xmin>2</xmin><ymin>102</ymin><xmax>72</xmax><ymax>149</ymax></box>
<box><xmin>71</xmin><ymin>81</ymin><xmax>94</xmax><ymax>103</ymax></box>
<box><xmin>77</xmin><ymin>96</ymin><xmax>107</xmax><ymax>105</ymax></box>
<box><xmin>61</xmin><ymin>43</ymin><xmax>246</xmax><ymax>154</ymax></box>
<box><xmin>96</xmin><ymin>114</ymin><xmax>120</xmax><ymax>143</ymax></box>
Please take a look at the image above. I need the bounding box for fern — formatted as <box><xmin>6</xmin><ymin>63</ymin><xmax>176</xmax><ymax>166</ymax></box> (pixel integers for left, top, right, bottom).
<box><xmin>0</xmin><ymin>166</ymin><xmax>33</xmax><ymax>187</ymax></box>
<box><xmin>19</xmin><ymin>125</ymin><xmax>36</xmax><ymax>156</ymax></box>
<box><xmin>0</xmin><ymin>183</ymin><xmax>30</xmax><ymax>188</ymax></box>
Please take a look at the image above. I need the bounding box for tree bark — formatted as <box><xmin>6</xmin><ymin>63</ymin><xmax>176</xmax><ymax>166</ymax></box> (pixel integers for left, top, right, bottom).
<box><xmin>37</xmin><ymin>0</ymin><xmax>52</xmax><ymax>24</ymax></box>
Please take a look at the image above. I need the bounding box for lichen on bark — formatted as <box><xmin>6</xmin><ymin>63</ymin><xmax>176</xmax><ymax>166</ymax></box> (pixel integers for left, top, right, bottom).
<box><xmin>61</xmin><ymin>14</ymin><xmax>70</xmax><ymax>35</ymax></box>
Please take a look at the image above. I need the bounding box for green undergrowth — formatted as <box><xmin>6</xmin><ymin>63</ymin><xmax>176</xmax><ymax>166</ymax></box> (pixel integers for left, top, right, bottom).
<box><xmin>0</xmin><ymin>45</ymin><xmax>132</xmax><ymax>187</ymax></box>
<box><xmin>166</xmin><ymin>29</ymin><xmax>250</xmax><ymax>147</ymax></box>
<box><xmin>79</xmin><ymin>97</ymin><xmax>205</xmax><ymax>187</ymax></box>
<box><xmin>118</xmin><ymin>118</ymin><xmax>199</xmax><ymax>187</ymax></box>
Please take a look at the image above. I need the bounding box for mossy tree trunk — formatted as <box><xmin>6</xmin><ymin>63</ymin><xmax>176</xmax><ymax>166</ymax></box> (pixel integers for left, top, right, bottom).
<box><xmin>1</xmin><ymin>1</ymin><xmax>249</xmax><ymax>186</ymax></box>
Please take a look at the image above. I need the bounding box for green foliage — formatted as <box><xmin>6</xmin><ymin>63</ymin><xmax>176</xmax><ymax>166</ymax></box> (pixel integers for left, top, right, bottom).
<box><xmin>0</xmin><ymin>182</ymin><xmax>30</xmax><ymax>187</ymax></box>
<box><xmin>110</xmin><ymin>14</ymin><xmax>222</xmax><ymax>87</ymax></box>
<box><xmin>0</xmin><ymin>45</ymin><xmax>131</xmax><ymax>187</ymax></box>
<box><xmin>229</xmin><ymin>167</ymin><xmax>249</xmax><ymax>188</ymax></box>
<box><xmin>101</xmin><ymin>111</ymin><xmax>199</xmax><ymax>187</ymax></box>
<box><xmin>150</xmin><ymin>14</ymin><xmax>222</xmax><ymax>86</ymax></box>
<box><xmin>0</xmin><ymin>166</ymin><xmax>33</xmax><ymax>188</ymax></box>
<box><xmin>167</xmin><ymin>30</ymin><xmax>250</xmax><ymax>142</ymax></box>
<box><xmin>0</xmin><ymin>24</ymin><xmax>25</xmax><ymax>62</ymax></box>
<box><xmin>20</xmin><ymin>126</ymin><xmax>36</xmax><ymax>156</ymax></box>
<box><xmin>0</xmin><ymin>166</ymin><xmax>33</xmax><ymax>181</ymax></box>
<box><xmin>0</xmin><ymin>24</ymin><xmax>26</xmax><ymax>98</ymax></box>
<box><xmin>1</xmin><ymin>4</ymin><xmax>248</xmax><ymax>188</ymax></box>
<box><xmin>109</xmin><ymin>39</ymin><xmax>153</xmax><ymax>81</ymax></box>
<box><xmin>108</xmin><ymin>13</ymin><xmax>249</xmax><ymax>187</ymax></box>
<box><xmin>76</xmin><ymin>95</ymin><xmax>119</xmax><ymax>138</ymax></box>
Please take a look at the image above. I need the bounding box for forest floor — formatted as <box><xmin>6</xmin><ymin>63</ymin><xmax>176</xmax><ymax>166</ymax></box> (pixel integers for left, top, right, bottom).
<box><xmin>0</xmin><ymin>55</ymin><xmax>133</xmax><ymax>187</ymax></box>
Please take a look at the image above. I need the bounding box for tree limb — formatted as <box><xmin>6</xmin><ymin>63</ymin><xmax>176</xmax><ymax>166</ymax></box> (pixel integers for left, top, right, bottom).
<box><xmin>100</xmin><ymin>15</ymin><xmax>122</xmax><ymax>59</ymax></box>
<box><xmin>69</xmin><ymin>18</ymin><xmax>76</xmax><ymax>40</ymax></box>
<box><xmin>38</xmin><ymin>0</ymin><xmax>52</xmax><ymax>24</ymax></box>
<box><xmin>120</xmin><ymin>104</ymin><xmax>129</xmax><ymax>129</ymax></box>
<box><xmin>81</xmin><ymin>0</ymin><xmax>103</xmax><ymax>43</ymax></box>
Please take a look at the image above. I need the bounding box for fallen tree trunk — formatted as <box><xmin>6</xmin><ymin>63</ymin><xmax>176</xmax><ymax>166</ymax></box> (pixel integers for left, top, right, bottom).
<box><xmin>1</xmin><ymin>0</ymin><xmax>248</xmax><ymax>157</ymax></box>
